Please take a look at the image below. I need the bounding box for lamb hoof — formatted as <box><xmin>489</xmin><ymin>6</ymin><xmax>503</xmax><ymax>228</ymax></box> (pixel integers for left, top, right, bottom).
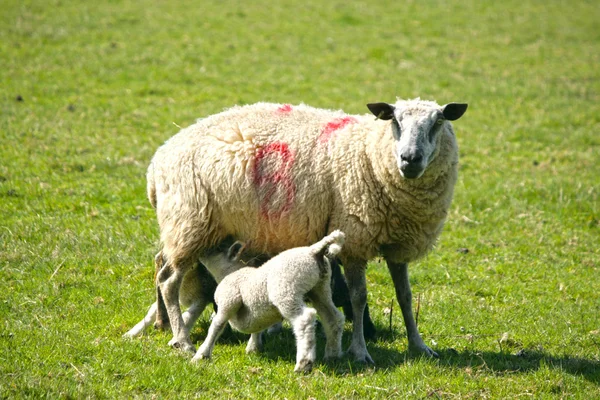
<box><xmin>122</xmin><ymin>330</ymin><xmax>136</xmax><ymax>339</ymax></box>
<box><xmin>191</xmin><ymin>353</ymin><xmax>210</xmax><ymax>363</ymax></box>
<box><xmin>294</xmin><ymin>359</ymin><xmax>313</xmax><ymax>374</ymax></box>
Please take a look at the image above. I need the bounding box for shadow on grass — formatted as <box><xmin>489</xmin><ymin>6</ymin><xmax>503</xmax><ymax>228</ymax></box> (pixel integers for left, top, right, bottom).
<box><xmin>192</xmin><ymin>320</ymin><xmax>599</xmax><ymax>382</ymax></box>
<box><xmin>352</xmin><ymin>325</ymin><xmax>599</xmax><ymax>384</ymax></box>
<box><xmin>367</xmin><ymin>326</ymin><xmax>599</xmax><ymax>384</ymax></box>
<box><xmin>190</xmin><ymin>320</ymin><xmax>403</xmax><ymax>373</ymax></box>
<box><xmin>432</xmin><ymin>348</ymin><xmax>600</xmax><ymax>385</ymax></box>
<box><xmin>190</xmin><ymin>320</ymin><xmax>250</xmax><ymax>348</ymax></box>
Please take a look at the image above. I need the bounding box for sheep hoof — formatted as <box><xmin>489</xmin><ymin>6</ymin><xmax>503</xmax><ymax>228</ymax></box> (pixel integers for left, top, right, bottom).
<box><xmin>362</xmin><ymin>354</ymin><xmax>375</xmax><ymax>365</ymax></box>
<box><xmin>294</xmin><ymin>359</ymin><xmax>313</xmax><ymax>374</ymax></box>
<box><xmin>169</xmin><ymin>338</ymin><xmax>196</xmax><ymax>354</ymax></box>
<box><xmin>409</xmin><ymin>343</ymin><xmax>439</xmax><ymax>358</ymax></box>
<box><xmin>347</xmin><ymin>346</ymin><xmax>375</xmax><ymax>365</ymax></box>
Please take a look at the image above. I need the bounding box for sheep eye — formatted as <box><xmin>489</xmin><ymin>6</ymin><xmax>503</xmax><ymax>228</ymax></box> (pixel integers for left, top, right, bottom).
<box><xmin>436</xmin><ymin>119</ymin><xmax>444</xmax><ymax>125</ymax></box>
<box><xmin>392</xmin><ymin>118</ymin><xmax>402</xmax><ymax>138</ymax></box>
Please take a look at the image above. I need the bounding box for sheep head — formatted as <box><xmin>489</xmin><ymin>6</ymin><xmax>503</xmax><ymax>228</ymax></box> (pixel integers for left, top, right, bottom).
<box><xmin>367</xmin><ymin>100</ymin><xmax>467</xmax><ymax>179</ymax></box>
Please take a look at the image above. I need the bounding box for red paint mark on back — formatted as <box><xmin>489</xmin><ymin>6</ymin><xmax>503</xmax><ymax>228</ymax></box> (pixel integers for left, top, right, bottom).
<box><xmin>276</xmin><ymin>104</ymin><xmax>293</xmax><ymax>113</ymax></box>
<box><xmin>252</xmin><ymin>142</ymin><xmax>296</xmax><ymax>219</ymax></box>
<box><xmin>319</xmin><ymin>116</ymin><xmax>357</xmax><ymax>143</ymax></box>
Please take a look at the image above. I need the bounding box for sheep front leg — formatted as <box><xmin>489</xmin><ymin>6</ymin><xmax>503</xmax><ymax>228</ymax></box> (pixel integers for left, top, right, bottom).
<box><xmin>343</xmin><ymin>260</ymin><xmax>374</xmax><ymax>364</ymax></box>
<box><xmin>157</xmin><ymin>260</ymin><xmax>196</xmax><ymax>354</ymax></box>
<box><xmin>386</xmin><ymin>260</ymin><xmax>438</xmax><ymax>358</ymax></box>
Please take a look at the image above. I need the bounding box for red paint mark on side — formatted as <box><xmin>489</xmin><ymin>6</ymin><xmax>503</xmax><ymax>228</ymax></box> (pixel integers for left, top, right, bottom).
<box><xmin>318</xmin><ymin>116</ymin><xmax>357</xmax><ymax>144</ymax></box>
<box><xmin>252</xmin><ymin>142</ymin><xmax>296</xmax><ymax>219</ymax></box>
<box><xmin>276</xmin><ymin>104</ymin><xmax>293</xmax><ymax>113</ymax></box>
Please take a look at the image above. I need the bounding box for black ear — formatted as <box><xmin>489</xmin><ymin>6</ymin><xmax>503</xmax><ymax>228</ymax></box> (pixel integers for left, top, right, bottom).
<box><xmin>227</xmin><ymin>241</ymin><xmax>246</xmax><ymax>261</ymax></box>
<box><xmin>442</xmin><ymin>103</ymin><xmax>468</xmax><ymax>121</ymax></box>
<box><xmin>367</xmin><ymin>102</ymin><xmax>395</xmax><ymax>120</ymax></box>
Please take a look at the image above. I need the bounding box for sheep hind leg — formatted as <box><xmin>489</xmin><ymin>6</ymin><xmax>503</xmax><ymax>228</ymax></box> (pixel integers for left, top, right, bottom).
<box><xmin>153</xmin><ymin>252</ymin><xmax>170</xmax><ymax>331</ymax></box>
<box><xmin>157</xmin><ymin>257</ymin><xmax>197</xmax><ymax>354</ymax></box>
<box><xmin>154</xmin><ymin>285</ymin><xmax>170</xmax><ymax>331</ymax></box>
<box><xmin>386</xmin><ymin>261</ymin><xmax>438</xmax><ymax>358</ymax></box>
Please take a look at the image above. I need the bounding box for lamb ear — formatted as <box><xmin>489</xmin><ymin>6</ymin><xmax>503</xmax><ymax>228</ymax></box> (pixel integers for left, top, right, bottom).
<box><xmin>367</xmin><ymin>102</ymin><xmax>395</xmax><ymax>120</ymax></box>
<box><xmin>442</xmin><ymin>103</ymin><xmax>468</xmax><ymax>121</ymax></box>
<box><xmin>227</xmin><ymin>241</ymin><xmax>246</xmax><ymax>262</ymax></box>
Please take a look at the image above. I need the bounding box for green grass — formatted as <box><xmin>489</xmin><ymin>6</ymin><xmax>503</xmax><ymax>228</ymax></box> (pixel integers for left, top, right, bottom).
<box><xmin>1</xmin><ymin>0</ymin><xmax>599</xmax><ymax>398</ymax></box>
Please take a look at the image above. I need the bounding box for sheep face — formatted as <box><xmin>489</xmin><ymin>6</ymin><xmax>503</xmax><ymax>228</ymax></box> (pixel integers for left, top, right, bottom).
<box><xmin>367</xmin><ymin>100</ymin><xmax>468</xmax><ymax>179</ymax></box>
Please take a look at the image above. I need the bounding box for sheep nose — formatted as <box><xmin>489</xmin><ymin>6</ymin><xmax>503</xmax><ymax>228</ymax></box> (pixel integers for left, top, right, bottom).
<box><xmin>400</xmin><ymin>151</ymin><xmax>423</xmax><ymax>164</ymax></box>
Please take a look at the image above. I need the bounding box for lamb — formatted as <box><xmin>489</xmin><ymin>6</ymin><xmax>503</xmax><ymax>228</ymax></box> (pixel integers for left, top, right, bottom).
<box><xmin>148</xmin><ymin>98</ymin><xmax>467</xmax><ymax>363</ymax></box>
<box><xmin>192</xmin><ymin>230</ymin><xmax>346</xmax><ymax>373</ymax></box>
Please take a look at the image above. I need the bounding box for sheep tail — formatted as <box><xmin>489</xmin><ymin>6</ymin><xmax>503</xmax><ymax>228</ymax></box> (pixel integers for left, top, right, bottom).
<box><xmin>310</xmin><ymin>230</ymin><xmax>346</xmax><ymax>259</ymax></box>
<box><xmin>146</xmin><ymin>161</ymin><xmax>157</xmax><ymax>209</ymax></box>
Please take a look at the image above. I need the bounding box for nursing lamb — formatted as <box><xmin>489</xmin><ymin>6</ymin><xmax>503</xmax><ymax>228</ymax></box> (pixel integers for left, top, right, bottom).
<box><xmin>193</xmin><ymin>230</ymin><xmax>346</xmax><ymax>373</ymax></box>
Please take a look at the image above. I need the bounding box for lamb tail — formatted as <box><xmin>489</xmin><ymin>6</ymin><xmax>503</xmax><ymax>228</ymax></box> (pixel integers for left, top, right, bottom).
<box><xmin>311</xmin><ymin>230</ymin><xmax>346</xmax><ymax>258</ymax></box>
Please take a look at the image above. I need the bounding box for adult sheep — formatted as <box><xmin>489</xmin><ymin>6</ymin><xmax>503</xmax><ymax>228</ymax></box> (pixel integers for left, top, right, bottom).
<box><xmin>150</xmin><ymin>99</ymin><xmax>467</xmax><ymax>363</ymax></box>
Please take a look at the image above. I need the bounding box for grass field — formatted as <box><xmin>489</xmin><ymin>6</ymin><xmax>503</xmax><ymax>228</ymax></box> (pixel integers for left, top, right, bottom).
<box><xmin>1</xmin><ymin>0</ymin><xmax>599</xmax><ymax>398</ymax></box>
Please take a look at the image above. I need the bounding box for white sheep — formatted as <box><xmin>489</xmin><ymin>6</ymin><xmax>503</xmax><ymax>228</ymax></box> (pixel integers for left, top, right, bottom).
<box><xmin>192</xmin><ymin>230</ymin><xmax>346</xmax><ymax>373</ymax></box>
<box><xmin>147</xmin><ymin>99</ymin><xmax>467</xmax><ymax>363</ymax></box>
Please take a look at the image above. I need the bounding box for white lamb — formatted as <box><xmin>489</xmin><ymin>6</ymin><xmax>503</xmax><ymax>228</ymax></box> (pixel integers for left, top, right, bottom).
<box><xmin>193</xmin><ymin>230</ymin><xmax>346</xmax><ymax>373</ymax></box>
<box><xmin>145</xmin><ymin>99</ymin><xmax>467</xmax><ymax>363</ymax></box>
